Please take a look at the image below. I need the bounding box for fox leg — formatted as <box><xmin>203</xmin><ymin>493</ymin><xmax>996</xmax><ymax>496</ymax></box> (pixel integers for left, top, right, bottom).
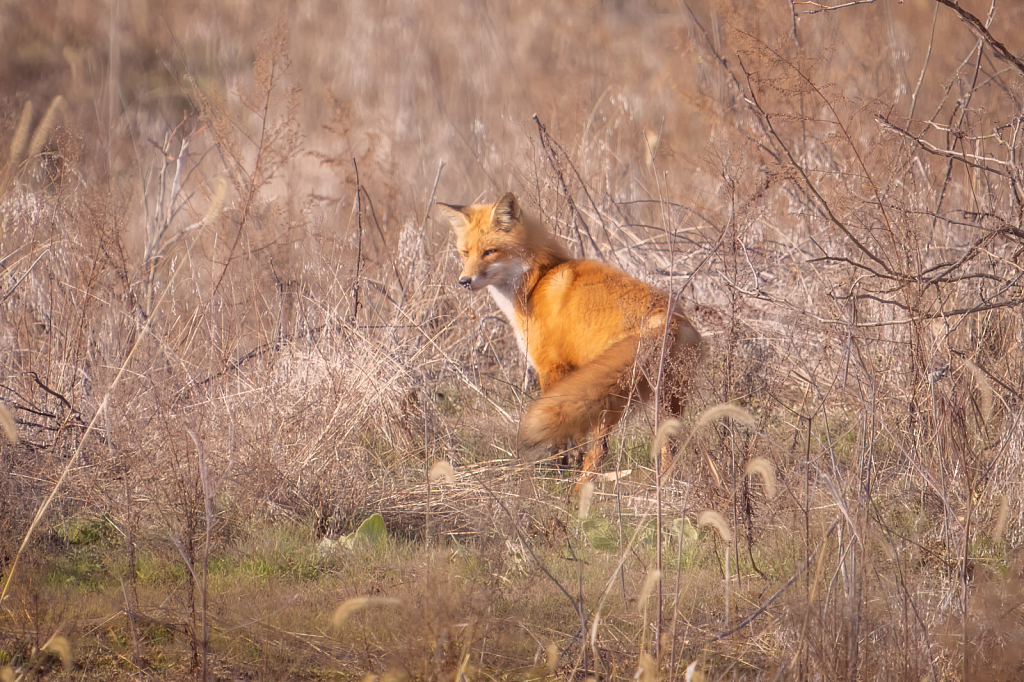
<box><xmin>578</xmin><ymin>423</ymin><xmax>611</xmax><ymax>481</ymax></box>
<box><xmin>575</xmin><ymin>393</ymin><xmax>629</xmax><ymax>492</ymax></box>
<box><xmin>550</xmin><ymin>438</ymin><xmax>578</xmax><ymax>468</ymax></box>
<box><xmin>572</xmin><ymin>424</ymin><xmax>611</xmax><ymax>499</ymax></box>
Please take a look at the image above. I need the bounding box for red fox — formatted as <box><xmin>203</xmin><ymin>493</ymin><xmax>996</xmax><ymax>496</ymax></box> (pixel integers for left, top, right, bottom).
<box><xmin>438</xmin><ymin>193</ymin><xmax>702</xmax><ymax>479</ymax></box>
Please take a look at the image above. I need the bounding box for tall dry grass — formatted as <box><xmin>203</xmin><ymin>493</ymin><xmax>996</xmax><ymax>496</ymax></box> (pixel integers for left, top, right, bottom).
<box><xmin>1</xmin><ymin>0</ymin><xmax>1023</xmax><ymax>679</ymax></box>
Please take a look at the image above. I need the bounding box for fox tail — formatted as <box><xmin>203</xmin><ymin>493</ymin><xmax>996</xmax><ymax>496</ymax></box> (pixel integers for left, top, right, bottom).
<box><xmin>519</xmin><ymin>335</ymin><xmax>643</xmax><ymax>447</ymax></box>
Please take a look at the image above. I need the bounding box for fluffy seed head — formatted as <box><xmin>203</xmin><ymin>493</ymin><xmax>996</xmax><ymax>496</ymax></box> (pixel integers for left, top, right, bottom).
<box><xmin>637</xmin><ymin>569</ymin><xmax>662</xmax><ymax>613</ymax></box>
<box><xmin>577</xmin><ymin>481</ymin><xmax>595</xmax><ymax>519</ymax></box>
<box><xmin>202</xmin><ymin>177</ymin><xmax>228</xmax><ymax>227</ymax></box>
<box><xmin>697</xmin><ymin>510</ymin><xmax>732</xmax><ymax>543</ymax></box>
<box><xmin>545</xmin><ymin>642</ymin><xmax>559</xmax><ymax>673</ymax></box>
<box><xmin>41</xmin><ymin>635</ymin><xmax>72</xmax><ymax>669</ymax></box>
<box><xmin>636</xmin><ymin>652</ymin><xmax>657</xmax><ymax>682</ymax></box>
<box><xmin>651</xmin><ymin>417</ymin><xmax>681</xmax><ymax>462</ymax></box>
<box><xmin>694</xmin><ymin>404</ymin><xmax>756</xmax><ymax>432</ymax></box>
<box><xmin>428</xmin><ymin>461</ymin><xmax>455</xmax><ymax>484</ymax></box>
<box><xmin>0</xmin><ymin>404</ymin><xmax>17</xmax><ymax>444</ymax></box>
<box><xmin>743</xmin><ymin>457</ymin><xmax>777</xmax><ymax>499</ymax></box>
<box><xmin>992</xmin><ymin>493</ymin><xmax>1008</xmax><ymax>544</ymax></box>
<box><xmin>331</xmin><ymin>596</ymin><xmax>401</xmax><ymax>628</ymax></box>
<box><xmin>8</xmin><ymin>101</ymin><xmax>32</xmax><ymax>164</ymax></box>
<box><xmin>28</xmin><ymin>95</ymin><xmax>65</xmax><ymax>158</ymax></box>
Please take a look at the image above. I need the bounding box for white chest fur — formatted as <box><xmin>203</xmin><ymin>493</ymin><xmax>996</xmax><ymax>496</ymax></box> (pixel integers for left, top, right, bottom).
<box><xmin>487</xmin><ymin>282</ymin><xmax>531</xmax><ymax>365</ymax></box>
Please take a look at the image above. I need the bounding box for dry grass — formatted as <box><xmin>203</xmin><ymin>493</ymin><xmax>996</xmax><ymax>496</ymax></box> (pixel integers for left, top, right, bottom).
<box><xmin>2</xmin><ymin>0</ymin><xmax>1024</xmax><ymax>679</ymax></box>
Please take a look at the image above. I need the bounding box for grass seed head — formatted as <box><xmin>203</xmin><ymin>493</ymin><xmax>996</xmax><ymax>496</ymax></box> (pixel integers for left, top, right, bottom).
<box><xmin>428</xmin><ymin>461</ymin><xmax>455</xmax><ymax>484</ymax></box>
<box><xmin>202</xmin><ymin>177</ymin><xmax>228</xmax><ymax>227</ymax></box>
<box><xmin>695</xmin><ymin>404</ymin><xmax>757</xmax><ymax>432</ymax></box>
<box><xmin>331</xmin><ymin>596</ymin><xmax>401</xmax><ymax>629</ymax></box>
<box><xmin>27</xmin><ymin>95</ymin><xmax>65</xmax><ymax>158</ymax></box>
<box><xmin>650</xmin><ymin>417</ymin><xmax>681</xmax><ymax>468</ymax></box>
<box><xmin>545</xmin><ymin>642</ymin><xmax>559</xmax><ymax>673</ymax></box>
<box><xmin>0</xmin><ymin>404</ymin><xmax>17</xmax><ymax>444</ymax></box>
<box><xmin>992</xmin><ymin>492</ymin><xmax>1008</xmax><ymax>543</ymax></box>
<box><xmin>636</xmin><ymin>652</ymin><xmax>657</xmax><ymax>682</ymax></box>
<box><xmin>698</xmin><ymin>510</ymin><xmax>732</xmax><ymax>543</ymax></box>
<box><xmin>8</xmin><ymin>101</ymin><xmax>32</xmax><ymax>164</ymax></box>
<box><xmin>743</xmin><ymin>457</ymin><xmax>777</xmax><ymax>499</ymax></box>
<box><xmin>637</xmin><ymin>569</ymin><xmax>661</xmax><ymax>613</ymax></box>
<box><xmin>41</xmin><ymin>635</ymin><xmax>72</xmax><ymax>670</ymax></box>
<box><xmin>577</xmin><ymin>481</ymin><xmax>595</xmax><ymax>519</ymax></box>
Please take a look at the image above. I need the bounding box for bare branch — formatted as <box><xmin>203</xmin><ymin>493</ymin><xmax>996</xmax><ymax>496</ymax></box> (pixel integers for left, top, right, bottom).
<box><xmin>795</xmin><ymin>0</ymin><xmax>876</xmax><ymax>15</ymax></box>
<box><xmin>877</xmin><ymin>115</ymin><xmax>1015</xmax><ymax>175</ymax></box>
<box><xmin>738</xmin><ymin>59</ymin><xmax>893</xmax><ymax>274</ymax></box>
<box><xmin>932</xmin><ymin>0</ymin><xmax>1024</xmax><ymax>79</ymax></box>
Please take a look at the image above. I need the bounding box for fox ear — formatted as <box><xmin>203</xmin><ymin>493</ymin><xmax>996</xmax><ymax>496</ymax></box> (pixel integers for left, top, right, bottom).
<box><xmin>492</xmin><ymin>193</ymin><xmax>520</xmax><ymax>232</ymax></box>
<box><xmin>437</xmin><ymin>202</ymin><xmax>469</xmax><ymax>233</ymax></box>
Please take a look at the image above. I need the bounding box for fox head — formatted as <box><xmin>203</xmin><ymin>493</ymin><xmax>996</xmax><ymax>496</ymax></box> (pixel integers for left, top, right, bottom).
<box><xmin>437</xmin><ymin>192</ymin><xmax>528</xmax><ymax>292</ymax></box>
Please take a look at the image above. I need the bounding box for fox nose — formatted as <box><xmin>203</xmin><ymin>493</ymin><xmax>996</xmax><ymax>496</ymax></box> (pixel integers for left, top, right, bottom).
<box><xmin>459</xmin><ymin>276</ymin><xmax>472</xmax><ymax>288</ymax></box>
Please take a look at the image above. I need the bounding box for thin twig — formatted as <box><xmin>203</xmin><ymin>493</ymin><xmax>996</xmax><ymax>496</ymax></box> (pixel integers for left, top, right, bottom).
<box><xmin>931</xmin><ymin>0</ymin><xmax>1024</xmax><ymax>78</ymax></box>
<box><xmin>795</xmin><ymin>0</ymin><xmax>876</xmax><ymax>15</ymax></box>
<box><xmin>185</xmin><ymin>427</ymin><xmax>212</xmax><ymax>682</ymax></box>
<box><xmin>532</xmin><ymin>114</ymin><xmax>603</xmax><ymax>258</ymax></box>
<box><xmin>352</xmin><ymin>158</ymin><xmax>363</xmax><ymax>323</ymax></box>
<box><xmin>911</xmin><ymin>4</ymin><xmax>940</xmax><ymax>122</ymax></box>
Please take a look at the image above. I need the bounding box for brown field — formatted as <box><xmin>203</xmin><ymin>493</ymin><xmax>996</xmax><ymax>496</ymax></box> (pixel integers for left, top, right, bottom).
<box><xmin>2</xmin><ymin>0</ymin><xmax>1023</xmax><ymax>679</ymax></box>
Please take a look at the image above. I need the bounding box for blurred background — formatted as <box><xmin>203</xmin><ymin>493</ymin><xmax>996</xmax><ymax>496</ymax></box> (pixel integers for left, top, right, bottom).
<box><xmin>1</xmin><ymin>0</ymin><xmax>1023</xmax><ymax>678</ymax></box>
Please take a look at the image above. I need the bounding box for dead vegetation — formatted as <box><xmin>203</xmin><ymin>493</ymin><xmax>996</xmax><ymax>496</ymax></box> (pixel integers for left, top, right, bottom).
<box><xmin>1</xmin><ymin>0</ymin><xmax>1023</xmax><ymax>679</ymax></box>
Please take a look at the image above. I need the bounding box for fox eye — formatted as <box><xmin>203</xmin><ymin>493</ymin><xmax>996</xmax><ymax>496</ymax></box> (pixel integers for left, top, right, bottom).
<box><xmin>460</xmin><ymin>250</ymin><xmax>469</xmax><ymax>258</ymax></box>
<box><xmin>482</xmin><ymin>249</ymin><xmax>498</xmax><ymax>257</ymax></box>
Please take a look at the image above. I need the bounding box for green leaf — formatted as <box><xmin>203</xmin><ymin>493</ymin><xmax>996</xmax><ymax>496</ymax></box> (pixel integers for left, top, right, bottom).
<box><xmin>673</xmin><ymin>517</ymin><xmax>698</xmax><ymax>542</ymax></box>
<box><xmin>582</xmin><ymin>517</ymin><xmax>619</xmax><ymax>553</ymax></box>
<box><xmin>339</xmin><ymin>513</ymin><xmax>388</xmax><ymax>549</ymax></box>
